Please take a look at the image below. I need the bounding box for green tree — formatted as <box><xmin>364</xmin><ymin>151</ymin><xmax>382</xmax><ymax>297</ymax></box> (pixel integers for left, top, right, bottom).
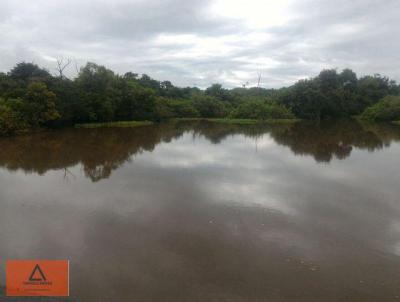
<box><xmin>357</xmin><ymin>75</ymin><xmax>390</xmax><ymax>107</ymax></box>
<box><xmin>193</xmin><ymin>95</ymin><xmax>230</xmax><ymax>118</ymax></box>
<box><xmin>0</xmin><ymin>99</ymin><xmax>25</xmax><ymax>135</ymax></box>
<box><xmin>231</xmin><ymin>98</ymin><xmax>294</xmax><ymax>120</ymax></box>
<box><xmin>23</xmin><ymin>82</ymin><xmax>60</xmax><ymax>126</ymax></box>
<box><xmin>116</xmin><ymin>81</ymin><xmax>158</xmax><ymax>121</ymax></box>
<box><xmin>167</xmin><ymin>99</ymin><xmax>199</xmax><ymax>118</ymax></box>
<box><xmin>9</xmin><ymin>62</ymin><xmax>51</xmax><ymax>82</ymax></box>
<box><xmin>361</xmin><ymin>95</ymin><xmax>400</xmax><ymax>122</ymax></box>
<box><xmin>205</xmin><ymin>84</ymin><xmax>233</xmax><ymax>102</ymax></box>
<box><xmin>75</xmin><ymin>62</ymin><xmax>121</xmax><ymax>122</ymax></box>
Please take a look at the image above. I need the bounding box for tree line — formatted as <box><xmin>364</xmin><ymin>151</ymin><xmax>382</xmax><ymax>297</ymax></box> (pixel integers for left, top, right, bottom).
<box><xmin>1</xmin><ymin>62</ymin><xmax>400</xmax><ymax>135</ymax></box>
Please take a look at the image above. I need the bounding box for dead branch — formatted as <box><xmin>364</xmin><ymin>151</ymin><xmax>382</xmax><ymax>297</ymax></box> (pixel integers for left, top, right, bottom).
<box><xmin>55</xmin><ymin>57</ymin><xmax>72</xmax><ymax>79</ymax></box>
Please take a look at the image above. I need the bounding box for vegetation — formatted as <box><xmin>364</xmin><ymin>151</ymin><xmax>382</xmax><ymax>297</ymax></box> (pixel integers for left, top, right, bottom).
<box><xmin>230</xmin><ymin>98</ymin><xmax>295</xmax><ymax>120</ymax></box>
<box><xmin>360</xmin><ymin>96</ymin><xmax>400</xmax><ymax>122</ymax></box>
<box><xmin>176</xmin><ymin>118</ymin><xmax>298</xmax><ymax>125</ymax></box>
<box><xmin>75</xmin><ymin>121</ymin><xmax>153</xmax><ymax>128</ymax></box>
<box><xmin>0</xmin><ymin>61</ymin><xmax>399</xmax><ymax>136</ymax></box>
<box><xmin>279</xmin><ymin>69</ymin><xmax>399</xmax><ymax>120</ymax></box>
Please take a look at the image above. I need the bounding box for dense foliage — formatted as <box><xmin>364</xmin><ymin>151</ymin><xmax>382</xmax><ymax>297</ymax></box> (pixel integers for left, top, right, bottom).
<box><xmin>360</xmin><ymin>96</ymin><xmax>400</xmax><ymax>122</ymax></box>
<box><xmin>230</xmin><ymin>98</ymin><xmax>295</xmax><ymax>120</ymax></box>
<box><xmin>279</xmin><ymin>69</ymin><xmax>399</xmax><ymax>120</ymax></box>
<box><xmin>0</xmin><ymin>62</ymin><xmax>399</xmax><ymax>135</ymax></box>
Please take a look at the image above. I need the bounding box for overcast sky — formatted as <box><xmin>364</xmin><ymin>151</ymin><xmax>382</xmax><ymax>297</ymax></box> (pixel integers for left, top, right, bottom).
<box><xmin>1</xmin><ymin>0</ymin><xmax>400</xmax><ymax>88</ymax></box>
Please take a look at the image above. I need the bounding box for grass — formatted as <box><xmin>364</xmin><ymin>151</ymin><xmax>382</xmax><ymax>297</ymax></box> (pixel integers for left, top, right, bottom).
<box><xmin>75</xmin><ymin>120</ymin><xmax>153</xmax><ymax>128</ymax></box>
<box><xmin>393</xmin><ymin>121</ymin><xmax>400</xmax><ymax>125</ymax></box>
<box><xmin>175</xmin><ymin>118</ymin><xmax>299</xmax><ymax>125</ymax></box>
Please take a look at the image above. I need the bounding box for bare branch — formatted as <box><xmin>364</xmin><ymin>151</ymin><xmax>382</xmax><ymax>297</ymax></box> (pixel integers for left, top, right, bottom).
<box><xmin>74</xmin><ymin>59</ymin><xmax>80</xmax><ymax>74</ymax></box>
<box><xmin>257</xmin><ymin>71</ymin><xmax>262</xmax><ymax>89</ymax></box>
<box><xmin>55</xmin><ymin>57</ymin><xmax>72</xmax><ymax>79</ymax></box>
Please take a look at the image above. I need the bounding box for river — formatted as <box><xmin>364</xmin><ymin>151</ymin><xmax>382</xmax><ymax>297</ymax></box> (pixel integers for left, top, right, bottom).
<box><xmin>0</xmin><ymin>120</ymin><xmax>400</xmax><ymax>301</ymax></box>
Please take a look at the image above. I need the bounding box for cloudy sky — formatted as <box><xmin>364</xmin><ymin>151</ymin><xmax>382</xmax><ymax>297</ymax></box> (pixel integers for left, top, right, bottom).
<box><xmin>0</xmin><ymin>0</ymin><xmax>399</xmax><ymax>88</ymax></box>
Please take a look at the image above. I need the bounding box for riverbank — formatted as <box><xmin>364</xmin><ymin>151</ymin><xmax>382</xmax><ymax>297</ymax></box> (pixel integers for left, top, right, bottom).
<box><xmin>175</xmin><ymin>118</ymin><xmax>300</xmax><ymax>125</ymax></box>
<box><xmin>75</xmin><ymin>121</ymin><xmax>153</xmax><ymax>128</ymax></box>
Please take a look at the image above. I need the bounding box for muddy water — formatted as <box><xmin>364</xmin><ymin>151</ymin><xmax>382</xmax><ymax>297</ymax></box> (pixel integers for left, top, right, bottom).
<box><xmin>0</xmin><ymin>120</ymin><xmax>400</xmax><ymax>301</ymax></box>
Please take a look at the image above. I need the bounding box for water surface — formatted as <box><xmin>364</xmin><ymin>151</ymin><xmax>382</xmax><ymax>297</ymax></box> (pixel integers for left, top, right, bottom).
<box><xmin>1</xmin><ymin>120</ymin><xmax>400</xmax><ymax>301</ymax></box>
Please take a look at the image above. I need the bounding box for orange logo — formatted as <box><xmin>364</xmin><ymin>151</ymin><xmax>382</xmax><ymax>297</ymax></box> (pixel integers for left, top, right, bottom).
<box><xmin>6</xmin><ymin>260</ymin><xmax>69</xmax><ymax>296</ymax></box>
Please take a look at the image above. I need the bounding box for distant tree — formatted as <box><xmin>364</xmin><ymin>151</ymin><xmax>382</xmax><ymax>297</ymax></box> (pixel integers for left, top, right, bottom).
<box><xmin>357</xmin><ymin>74</ymin><xmax>390</xmax><ymax>107</ymax></box>
<box><xmin>139</xmin><ymin>74</ymin><xmax>160</xmax><ymax>90</ymax></box>
<box><xmin>55</xmin><ymin>57</ymin><xmax>72</xmax><ymax>79</ymax></box>
<box><xmin>154</xmin><ymin>97</ymin><xmax>174</xmax><ymax>120</ymax></box>
<box><xmin>159</xmin><ymin>81</ymin><xmax>183</xmax><ymax>98</ymax></box>
<box><xmin>1</xmin><ymin>61</ymin><xmax>400</xmax><ymax>136</ymax></box>
<box><xmin>205</xmin><ymin>84</ymin><xmax>233</xmax><ymax>102</ymax></box>
<box><xmin>159</xmin><ymin>98</ymin><xmax>199</xmax><ymax>118</ymax></box>
<box><xmin>193</xmin><ymin>95</ymin><xmax>229</xmax><ymax>118</ymax></box>
<box><xmin>123</xmin><ymin>72</ymin><xmax>139</xmax><ymax>81</ymax></box>
<box><xmin>318</xmin><ymin>69</ymin><xmax>340</xmax><ymax>91</ymax></box>
<box><xmin>116</xmin><ymin>81</ymin><xmax>157</xmax><ymax>121</ymax></box>
<box><xmin>231</xmin><ymin>98</ymin><xmax>294</xmax><ymax>120</ymax></box>
<box><xmin>281</xmin><ymin>79</ymin><xmax>324</xmax><ymax>120</ymax></box>
<box><xmin>339</xmin><ymin>69</ymin><xmax>357</xmax><ymax>89</ymax></box>
<box><xmin>9</xmin><ymin>62</ymin><xmax>50</xmax><ymax>81</ymax></box>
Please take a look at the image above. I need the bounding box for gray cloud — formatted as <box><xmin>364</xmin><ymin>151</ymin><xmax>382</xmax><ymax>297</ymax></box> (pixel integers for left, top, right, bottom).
<box><xmin>0</xmin><ymin>0</ymin><xmax>399</xmax><ymax>88</ymax></box>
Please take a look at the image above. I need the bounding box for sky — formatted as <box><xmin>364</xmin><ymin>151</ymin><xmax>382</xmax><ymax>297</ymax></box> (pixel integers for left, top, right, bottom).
<box><xmin>0</xmin><ymin>0</ymin><xmax>399</xmax><ymax>88</ymax></box>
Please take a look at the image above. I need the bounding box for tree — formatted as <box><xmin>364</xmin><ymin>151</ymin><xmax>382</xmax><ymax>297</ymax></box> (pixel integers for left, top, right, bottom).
<box><xmin>318</xmin><ymin>69</ymin><xmax>340</xmax><ymax>91</ymax></box>
<box><xmin>0</xmin><ymin>98</ymin><xmax>26</xmax><ymax>135</ymax></box>
<box><xmin>193</xmin><ymin>95</ymin><xmax>229</xmax><ymax>118</ymax></box>
<box><xmin>339</xmin><ymin>69</ymin><xmax>357</xmax><ymax>89</ymax></box>
<box><xmin>116</xmin><ymin>82</ymin><xmax>157</xmax><ymax>121</ymax></box>
<box><xmin>123</xmin><ymin>72</ymin><xmax>139</xmax><ymax>81</ymax></box>
<box><xmin>75</xmin><ymin>62</ymin><xmax>121</xmax><ymax>122</ymax></box>
<box><xmin>139</xmin><ymin>74</ymin><xmax>160</xmax><ymax>90</ymax></box>
<box><xmin>361</xmin><ymin>95</ymin><xmax>400</xmax><ymax>122</ymax></box>
<box><xmin>9</xmin><ymin>62</ymin><xmax>50</xmax><ymax>81</ymax></box>
<box><xmin>55</xmin><ymin>57</ymin><xmax>72</xmax><ymax>79</ymax></box>
<box><xmin>24</xmin><ymin>82</ymin><xmax>60</xmax><ymax>126</ymax></box>
<box><xmin>358</xmin><ymin>75</ymin><xmax>390</xmax><ymax>107</ymax></box>
<box><xmin>281</xmin><ymin>79</ymin><xmax>325</xmax><ymax>120</ymax></box>
<box><xmin>231</xmin><ymin>98</ymin><xmax>294</xmax><ymax>120</ymax></box>
<box><xmin>205</xmin><ymin>84</ymin><xmax>233</xmax><ymax>102</ymax></box>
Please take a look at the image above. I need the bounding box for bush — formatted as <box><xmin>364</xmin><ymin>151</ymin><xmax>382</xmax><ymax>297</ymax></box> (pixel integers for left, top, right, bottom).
<box><xmin>360</xmin><ymin>95</ymin><xmax>400</xmax><ymax>122</ymax></box>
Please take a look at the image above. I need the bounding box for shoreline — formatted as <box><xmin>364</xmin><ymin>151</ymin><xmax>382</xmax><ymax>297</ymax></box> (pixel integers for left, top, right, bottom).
<box><xmin>74</xmin><ymin>121</ymin><xmax>154</xmax><ymax>128</ymax></box>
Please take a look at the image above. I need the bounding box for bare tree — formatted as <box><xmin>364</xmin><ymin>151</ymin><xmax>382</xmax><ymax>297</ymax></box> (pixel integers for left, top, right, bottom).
<box><xmin>74</xmin><ymin>59</ymin><xmax>80</xmax><ymax>75</ymax></box>
<box><xmin>55</xmin><ymin>57</ymin><xmax>72</xmax><ymax>79</ymax></box>
<box><xmin>257</xmin><ymin>71</ymin><xmax>262</xmax><ymax>89</ymax></box>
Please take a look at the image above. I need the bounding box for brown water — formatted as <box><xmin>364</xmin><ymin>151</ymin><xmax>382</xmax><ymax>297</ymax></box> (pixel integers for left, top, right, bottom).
<box><xmin>1</xmin><ymin>120</ymin><xmax>400</xmax><ymax>301</ymax></box>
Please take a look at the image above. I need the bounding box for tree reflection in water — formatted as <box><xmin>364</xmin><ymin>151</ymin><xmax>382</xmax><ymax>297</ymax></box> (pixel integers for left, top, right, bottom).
<box><xmin>0</xmin><ymin>120</ymin><xmax>399</xmax><ymax>181</ymax></box>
